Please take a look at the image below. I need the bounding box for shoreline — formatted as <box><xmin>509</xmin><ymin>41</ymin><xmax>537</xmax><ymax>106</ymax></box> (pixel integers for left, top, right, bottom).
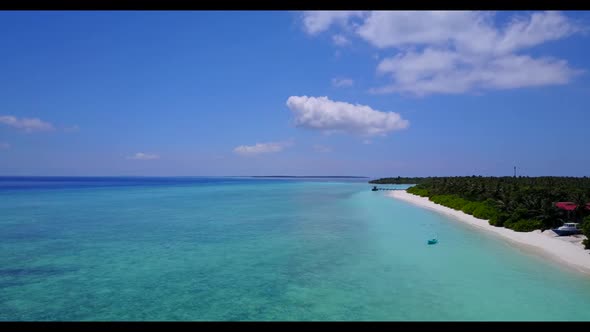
<box><xmin>387</xmin><ymin>190</ymin><xmax>590</xmax><ymax>276</ymax></box>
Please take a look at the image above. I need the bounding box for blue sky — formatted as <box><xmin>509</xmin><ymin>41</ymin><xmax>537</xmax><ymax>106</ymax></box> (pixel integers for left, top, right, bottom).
<box><xmin>1</xmin><ymin>11</ymin><xmax>589</xmax><ymax>177</ymax></box>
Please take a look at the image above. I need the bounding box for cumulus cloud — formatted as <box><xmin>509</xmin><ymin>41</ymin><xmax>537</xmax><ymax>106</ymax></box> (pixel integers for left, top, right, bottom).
<box><xmin>331</xmin><ymin>77</ymin><xmax>354</xmax><ymax>88</ymax></box>
<box><xmin>286</xmin><ymin>96</ymin><xmax>409</xmax><ymax>137</ymax></box>
<box><xmin>356</xmin><ymin>11</ymin><xmax>497</xmax><ymax>51</ymax></box>
<box><xmin>301</xmin><ymin>11</ymin><xmax>584</xmax><ymax>95</ymax></box>
<box><xmin>494</xmin><ymin>11</ymin><xmax>583</xmax><ymax>54</ymax></box>
<box><xmin>234</xmin><ymin>140</ymin><xmax>293</xmax><ymax>156</ymax></box>
<box><xmin>373</xmin><ymin>49</ymin><xmax>579</xmax><ymax>95</ymax></box>
<box><xmin>0</xmin><ymin>115</ymin><xmax>55</xmax><ymax>132</ymax></box>
<box><xmin>332</xmin><ymin>34</ymin><xmax>351</xmax><ymax>46</ymax></box>
<box><xmin>313</xmin><ymin>144</ymin><xmax>333</xmax><ymax>153</ymax></box>
<box><xmin>301</xmin><ymin>11</ymin><xmax>365</xmax><ymax>35</ymax></box>
<box><xmin>0</xmin><ymin>142</ymin><xmax>10</xmax><ymax>149</ymax></box>
<box><xmin>127</xmin><ymin>152</ymin><xmax>160</xmax><ymax>160</ymax></box>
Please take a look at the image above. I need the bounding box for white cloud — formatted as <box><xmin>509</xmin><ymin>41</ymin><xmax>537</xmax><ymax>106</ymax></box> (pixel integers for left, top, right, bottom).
<box><xmin>496</xmin><ymin>11</ymin><xmax>583</xmax><ymax>54</ymax></box>
<box><xmin>331</xmin><ymin>77</ymin><xmax>354</xmax><ymax>88</ymax></box>
<box><xmin>286</xmin><ymin>96</ymin><xmax>409</xmax><ymax>137</ymax></box>
<box><xmin>0</xmin><ymin>115</ymin><xmax>55</xmax><ymax>132</ymax></box>
<box><xmin>374</xmin><ymin>49</ymin><xmax>579</xmax><ymax>95</ymax></box>
<box><xmin>233</xmin><ymin>140</ymin><xmax>293</xmax><ymax>156</ymax></box>
<box><xmin>313</xmin><ymin>144</ymin><xmax>333</xmax><ymax>153</ymax></box>
<box><xmin>356</xmin><ymin>11</ymin><xmax>494</xmax><ymax>51</ymax></box>
<box><xmin>356</xmin><ymin>11</ymin><xmax>581</xmax><ymax>54</ymax></box>
<box><xmin>301</xmin><ymin>11</ymin><xmax>365</xmax><ymax>35</ymax></box>
<box><xmin>332</xmin><ymin>34</ymin><xmax>351</xmax><ymax>46</ymax></box>
<box><xmin>0</xmin><ymin>142</ymin><xmax>10</xmax><ymax>149</ymax></box>
<box><xmin>302</xmin><ymin>11</ymin><xmax>584</xmax><ymax>96</ymax></box>
<box><xmin>127</xmin><ymin>152</ymin><xmax>160</xmax><ymax>160</ymax></box>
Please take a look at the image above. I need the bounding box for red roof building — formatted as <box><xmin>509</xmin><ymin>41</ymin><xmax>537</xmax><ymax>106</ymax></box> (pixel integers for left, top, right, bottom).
<box><xmin>555</xmin><ymin>202</ymin><xmax>590</xmax><ymax>211</ymax></box>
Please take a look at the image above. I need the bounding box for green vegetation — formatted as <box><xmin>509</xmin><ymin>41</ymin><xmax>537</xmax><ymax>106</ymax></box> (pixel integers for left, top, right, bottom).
<box><xmin>379</xmin><ymin>177</ymin><xmax>590</xmax><ymax>236</ymax></box>
<box><xmin>583</xmin><ymin>216</ymin><xmax>590</xmax><ymax>249</ymax></box>
<box><xmin>408</xmin><ymin>187</ymin><xmax>429</xmax><ymax>197</ymax></box>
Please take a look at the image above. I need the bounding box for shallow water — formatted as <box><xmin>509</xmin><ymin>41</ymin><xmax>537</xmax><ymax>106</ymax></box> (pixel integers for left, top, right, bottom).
<box><xmin>1</xmin><ymin>177</ymin><xmax>590</xmax><ymax>321</ymax></box>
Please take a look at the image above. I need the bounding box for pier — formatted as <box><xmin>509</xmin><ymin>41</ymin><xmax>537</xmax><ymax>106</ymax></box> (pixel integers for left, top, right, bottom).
<box><xmin>371</xmin><ymin>186</ymin><xmax>405</xmax><ymax>191</ymax></box>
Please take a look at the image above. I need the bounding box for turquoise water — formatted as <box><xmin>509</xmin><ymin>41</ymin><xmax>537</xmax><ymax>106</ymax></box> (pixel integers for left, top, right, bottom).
<box><xmin>2</xmin><ymin>177</ymin><xmax>590</xmax><ymax>321</ymax></box>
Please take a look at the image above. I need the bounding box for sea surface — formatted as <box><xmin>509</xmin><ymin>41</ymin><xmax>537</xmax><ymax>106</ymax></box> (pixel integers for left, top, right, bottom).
<box><xmin>2</xmin><ymin>176</ymin><xmax>590</xmax><ymax>321</ymax></box>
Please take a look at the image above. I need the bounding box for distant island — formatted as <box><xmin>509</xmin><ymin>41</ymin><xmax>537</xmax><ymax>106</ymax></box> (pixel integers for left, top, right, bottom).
<box><xmin>369</xmin><ymin>176</ymin><xmax>427</xmax><ymax>184</ymax></box>
<box><xmin>370</xmin><ymin>176</ymin><xmax>590</xmax><ymax>248</ymax></box>
<box><xmin>251</xmin><ymin>176</ymin><xmax>369</xmax><ymax>178</ymax></box>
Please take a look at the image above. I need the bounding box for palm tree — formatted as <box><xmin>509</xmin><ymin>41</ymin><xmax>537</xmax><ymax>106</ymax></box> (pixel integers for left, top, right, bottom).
<box><xmin>571</xmin><ymin>192</ymin><xmax>589</xmax><ymax>222</ymax></box>
<box><xmin>523</xmin><ymin>197</ymin><xmax>561</xmax><ymax>229</ymax></box>
<box><xmin>493</xmin><ymin>191</ymin><xmax>515</xmax><ymax>215</ymax></box>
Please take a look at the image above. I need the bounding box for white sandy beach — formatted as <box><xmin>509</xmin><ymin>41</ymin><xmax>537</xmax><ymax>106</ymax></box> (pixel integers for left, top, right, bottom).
<box><xmin>387</xmin><ymin>190</ymin><xmax>590</xmax><ymax>275</ymax></box>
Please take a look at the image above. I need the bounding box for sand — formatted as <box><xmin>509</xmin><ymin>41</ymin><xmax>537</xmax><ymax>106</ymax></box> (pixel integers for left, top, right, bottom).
<box><xmin>387</xmin><ymin>190</ymin><xmax>590</xmax><ymax>275</ymax></box>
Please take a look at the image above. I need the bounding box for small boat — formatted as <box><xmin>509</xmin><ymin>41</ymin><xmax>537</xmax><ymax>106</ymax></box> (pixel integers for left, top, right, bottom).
<box><xmin>371</xmin><ymin>186</ymin><xmax>378</xmax><ymax>191</ymax></box>
<box><xmin>552</xmin><ymin>222</ymin><xmax>582</xmax><ymax>236</ymax></box>
<box><xmin>427</xmin><ymin>238</ymin><xmax>438</xmax><ymax>245</ymax></box>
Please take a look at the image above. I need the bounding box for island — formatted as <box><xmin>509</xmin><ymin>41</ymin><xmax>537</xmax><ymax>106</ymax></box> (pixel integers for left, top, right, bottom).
<box><xmin>370</xmin><ymin>176</ymin><xmax>590</xmax><ymax>269</ymax></box>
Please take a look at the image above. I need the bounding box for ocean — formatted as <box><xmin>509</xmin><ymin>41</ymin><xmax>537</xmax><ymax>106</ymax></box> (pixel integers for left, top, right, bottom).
<box><xmin>2</xmin><ymin>177</ymin><xmax>590</xmax><ymax>321</ymax></box>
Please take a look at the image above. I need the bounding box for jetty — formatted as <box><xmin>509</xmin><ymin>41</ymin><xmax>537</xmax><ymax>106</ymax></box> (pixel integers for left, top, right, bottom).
<box><xmin>371</xmin><ymin>186</ymin><xmax>405</xmax><ymax>191</ymax></box>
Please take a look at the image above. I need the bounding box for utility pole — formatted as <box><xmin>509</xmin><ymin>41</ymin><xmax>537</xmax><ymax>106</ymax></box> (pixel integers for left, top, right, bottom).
<box><xmin>514</xmin><ymin>166</ymin><xmax>517</xmax><ymax>178</ymax></box>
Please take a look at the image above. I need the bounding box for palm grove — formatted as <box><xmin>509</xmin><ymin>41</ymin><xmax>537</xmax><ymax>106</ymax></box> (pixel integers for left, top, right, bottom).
<box><xmin>370</xmin><ymin>177</ymin><xmax>590</xmax><ymax>248</ymax></box>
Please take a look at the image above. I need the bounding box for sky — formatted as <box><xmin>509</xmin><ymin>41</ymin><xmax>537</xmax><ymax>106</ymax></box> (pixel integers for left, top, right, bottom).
<box><xmin>0</xmin><ymin>10</ymin><xmax>589</xmax><ymax>177</ymax></box>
